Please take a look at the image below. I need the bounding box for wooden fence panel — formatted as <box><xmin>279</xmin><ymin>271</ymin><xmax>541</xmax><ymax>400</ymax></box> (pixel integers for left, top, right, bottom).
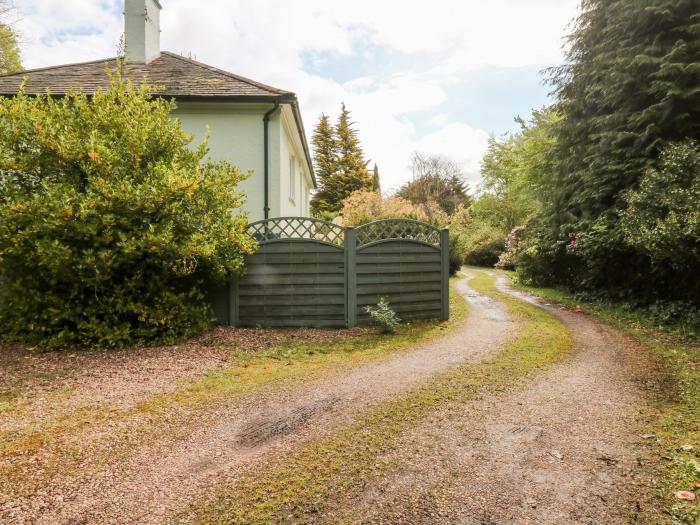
<box><xmin>236</xmin><ymin>240</ymin><xmax>346</xmax><ymax>327</ymax></box>
<box><xmin>355</xmin><ymin>240</ymin><xmax>443</xmax><ymax>323</ymax></box>
<box><xmin>209</xmin><ymin>217</ymin><xmax>449</xmax><ymax>328</ymax></box>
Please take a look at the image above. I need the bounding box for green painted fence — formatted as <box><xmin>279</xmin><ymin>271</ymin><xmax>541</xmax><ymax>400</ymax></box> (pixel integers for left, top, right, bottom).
<box><xmin>210</xmin><ymin>217</ymin><xmax>449</xmax><ymax>328</ymax></box>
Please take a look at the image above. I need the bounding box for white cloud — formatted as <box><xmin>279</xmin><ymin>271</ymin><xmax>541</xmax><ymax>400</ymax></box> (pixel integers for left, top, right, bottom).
<box><xmin>14</xmin><ymin>0</ymin><xmax>578</xmax><ymax>192</ymax></box>
<box><xmin>414</xmin><ymin>123</ymin><xmax>491</xmax><ymax>191</ymax></box>
<box><xmin>429</xmin><ymin>113</ymin><xmax>450</xmax><ymax>127</ymax></box>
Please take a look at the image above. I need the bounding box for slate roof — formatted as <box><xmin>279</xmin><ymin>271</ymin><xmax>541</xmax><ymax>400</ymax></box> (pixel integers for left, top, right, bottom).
<box><xmin>0</xmin><ymin>51</ymin><xmax>294</xmax><ymax>99</ymax></box>
<box><xmin>0</xmin><ymin>51</ymin><xmax>315</xmax><ymax>185</ymax></box>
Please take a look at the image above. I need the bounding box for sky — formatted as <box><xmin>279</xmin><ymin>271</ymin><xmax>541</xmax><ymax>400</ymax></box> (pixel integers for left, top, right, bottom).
<box><xmin>13</xmin><ymin>0</ymin><xmax>580</xmax><ymax>193</ymax></box>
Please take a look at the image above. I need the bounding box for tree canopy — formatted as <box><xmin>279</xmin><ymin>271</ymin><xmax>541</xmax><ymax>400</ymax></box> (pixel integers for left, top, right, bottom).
<box><xmin>535</xmin><ymin>0</ymin><xmax>700</xmax><ymax>295</ymax></box>
<box><xmin>467</xmin><ymin>0</ymin><xmax>700</xmax><ymax>323</ymax></box>
<box><xmin>310</xmin><ymin>103</ymin><xmax>373</xmax><ymax>215</ymax></box>
<box><xmin>0</xmin><ymin>1</ymin><xmax>22</xmax><ymax>74</ymax></box>
<box><xmin>396</xmin><ymin>152</ymin><xmax>471</xmax><ymax>216</ymax></box>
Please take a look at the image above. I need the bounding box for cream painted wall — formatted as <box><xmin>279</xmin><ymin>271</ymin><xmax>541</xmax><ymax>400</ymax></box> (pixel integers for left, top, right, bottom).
<box><xmin>279</xmin><ymin>105</ymin><xmax>313</xmax><ymax>217</ymax></box>
<box><xmin>172</xmin><ymin>102</ymin><xmax>312</xmax><ymax>222</ymax></box>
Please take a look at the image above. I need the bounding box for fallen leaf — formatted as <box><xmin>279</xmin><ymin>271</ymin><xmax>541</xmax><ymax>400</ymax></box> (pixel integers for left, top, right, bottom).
<box><xmin>675</xmin><ymin>491</ymin><xmax>695</xmax><ymax>501</ymax></box>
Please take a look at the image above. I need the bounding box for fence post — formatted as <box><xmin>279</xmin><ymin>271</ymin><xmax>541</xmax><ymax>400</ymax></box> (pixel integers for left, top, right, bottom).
<box><xmin>345</xmin><ymin>227</ymin><xmax>357</xmax><ymax>328</ymax></box>
<box><xmin>440</xmin><ymin>228</ymin><xmax>450</xmax><ymax>321</ymax></box>
<box><xmin>229</xmin><ymin>273</ymin><xmax>240</xmax><ymax>326</ymax></box>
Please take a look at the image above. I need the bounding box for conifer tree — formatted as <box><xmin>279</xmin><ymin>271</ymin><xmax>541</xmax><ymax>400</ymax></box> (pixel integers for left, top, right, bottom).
<box><xmin>309</xmin><ymin>113</ymin><xmax>337</xmax><ymax>215</ymax></box>
<box><xmin>311</xmin><ymin>103</ymin><xmax>372</xmax><ymax>215</ymax></box>
<box><xmin>530</xmin><ymin>0</ymin><xmax>700</xmax><ymax>298</ymax></box>
<box><xmin>371</xmin><ymin>163</ymin><xmax>381</xmax><ymax>193</ymax></box>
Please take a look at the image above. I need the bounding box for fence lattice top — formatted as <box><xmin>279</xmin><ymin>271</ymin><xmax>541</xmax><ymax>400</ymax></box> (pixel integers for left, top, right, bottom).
<box><xmin>355</xmin><ymin>219</ymin><xmax>441</xmax><ymax>247</ymax></box>
<box><xmin>248</xmin><ymin>217</ymin><xmax>345</xmax><ymax>246</ymax></box>
<box><xmin>248</xmin><ymin>217</ymin><xmax>442</xmax><ymax>248</ymax></box>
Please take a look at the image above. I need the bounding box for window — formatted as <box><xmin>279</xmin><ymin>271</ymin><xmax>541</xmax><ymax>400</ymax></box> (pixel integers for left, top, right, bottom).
<box><xmin>289</xmin><ymin>156</ymin><xmax>296</xmax><ymax>202</ymax></box>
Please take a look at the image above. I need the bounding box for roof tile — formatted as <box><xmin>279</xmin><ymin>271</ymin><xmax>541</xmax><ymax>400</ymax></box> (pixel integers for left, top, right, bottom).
<box><xmin>0</xmin><ymin>51</ymin><xmax>293</xmax><ymax>99</ymax></box>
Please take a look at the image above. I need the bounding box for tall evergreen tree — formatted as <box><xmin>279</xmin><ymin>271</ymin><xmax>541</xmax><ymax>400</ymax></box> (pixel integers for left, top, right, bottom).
<box><xmin>533</xmin><ymin>0</ymin><xmax>700</xmax><ymax>297</ymax></box>
<box><xmin>333</xmin><ymin>102</ymin><xmax>372</xmax><ymax>202</ymax></box>
<box><xmin>371</xmin><ymin>163</ymin><xmax>381</xmax><ymax>193</ymax></box>
<box><xmin>309</xmin><ymin>113</ymin><xmax>337</xmax><ymax>215</ymax></box>
<box><xmin>311</xmin><ymin>103</ymin><xmax>372</xmax><ymax>215</ymax></box>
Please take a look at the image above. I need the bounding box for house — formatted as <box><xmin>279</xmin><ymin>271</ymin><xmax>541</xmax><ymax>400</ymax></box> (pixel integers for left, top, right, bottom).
<box><xmin>0</xmin><ymin>0</ymin><xmax>315</xmax><ymax>221</ymax></box>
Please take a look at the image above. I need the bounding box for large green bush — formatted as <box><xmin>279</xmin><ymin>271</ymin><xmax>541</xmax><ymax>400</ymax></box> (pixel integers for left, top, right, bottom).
<box><xmin>454</xmin><ymin>221</ymin><xmax>505</xmax><ymax>268</ymax></box>
<box><xmin>0</xmin><ymin>69</ymin><xmax>256</xmax><ymax>348</ymax></box>
<box><xmin>622</xmin><ymin>140</ymin><xmax>700</xmax><ymax>271</ymax></box>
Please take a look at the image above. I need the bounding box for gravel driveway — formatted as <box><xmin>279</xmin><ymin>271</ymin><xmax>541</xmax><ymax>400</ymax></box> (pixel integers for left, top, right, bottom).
<box><xmin>2</xmin><ymin>272</ymin><xmax>659</xmax><ymax>524</ymax></box>
<box><xmin>4</xmin><ymin>274</ymin><xmax>516</xmax><ymax>524</ymax></box>
<box><xmin>335</xmin><ymin>273</ymin><xmax>657</xmax><ymax>524</ymax></box>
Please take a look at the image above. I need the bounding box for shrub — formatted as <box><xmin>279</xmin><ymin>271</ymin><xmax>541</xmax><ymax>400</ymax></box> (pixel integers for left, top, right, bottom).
<box><xmin>453</xmin><ymin>221</ymin><xmax>505</xmax><ymax>268</ymax></box>
<box><xmin>514</xmin><ymin>232</ymin><xmax>572</xmax><ymax>287</ymax></box>
<box><xmin>340</xmin><ymin>190</ymin><xmax>429</xmax><ymax>226</ymax></box>
<box><xmin>364</xmin><ymin>297</ymin><xmax>401</xmax><ymax>334</ymax></box>
<box><xmin>621</xmin><ymin>140</ymin><xmax>700</xmax><ymax>271</ymax></box>
<box><xmin>496</xmin><ymin>225</ymin><xmax>526</xmax><ymax>270</ymax></box>
<box><xmin>448</xmin><ymin>233</ymin><xmax>464</xmax><ymax>275</ymax></box>
<box><xmin>0</xmin><ymin>68</ymin><xmax>256</xmax><ymax>348</ymax></box>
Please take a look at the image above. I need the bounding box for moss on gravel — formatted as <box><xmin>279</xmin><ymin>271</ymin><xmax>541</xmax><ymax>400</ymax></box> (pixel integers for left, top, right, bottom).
<box><xmin>505</xmin><ymin>272</ymin><xmax>700</xmax><ymax>524</ymax></box>
<box><xmin>188</xmin><ymin>271</ymin><xmax>574</xmax><ymax>524</ymax></box>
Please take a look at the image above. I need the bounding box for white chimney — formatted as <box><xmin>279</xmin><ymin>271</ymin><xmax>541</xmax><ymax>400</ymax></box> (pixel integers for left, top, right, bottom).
<box><xmin>124</xmin><ymin>0</ymin><xmax>161</xmax><ymax>63</ymax></box>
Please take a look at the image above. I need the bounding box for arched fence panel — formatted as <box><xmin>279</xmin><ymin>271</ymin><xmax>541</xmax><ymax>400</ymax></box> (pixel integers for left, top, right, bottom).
<box><xmin>210</xmin><ymin>218</ymin><xmax>449</xmax><ymax>328</ymax></box>
<box><xmin>352</xmin><ymin>220</ymin><xmax>447</xmax><ymax>325</ymax></box>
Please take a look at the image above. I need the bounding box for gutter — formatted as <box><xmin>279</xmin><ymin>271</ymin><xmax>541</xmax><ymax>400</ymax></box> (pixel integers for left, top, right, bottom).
<box><xmin>263</xmin><ymin>100</ymin><xmax>281</xmax><ymax>220</ymax></box>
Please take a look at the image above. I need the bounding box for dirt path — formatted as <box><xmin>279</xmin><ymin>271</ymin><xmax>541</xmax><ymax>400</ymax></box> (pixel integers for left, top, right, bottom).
<box><xmin>4</xmin><ymin>275</ymin><xmax>516</xmax><ymax>524</ymax></box>
<box><xmin>339</xmin><ymin>273</ymin><xmax>655</xmax><ymax>524</ymax></box>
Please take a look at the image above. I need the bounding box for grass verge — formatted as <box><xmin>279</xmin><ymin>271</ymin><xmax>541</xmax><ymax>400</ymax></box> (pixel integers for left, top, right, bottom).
<box><xmin>504</xmin><ymin>271</ymin><xmax>699</xmax><ymax>524</ymax></box>
<box><xmin>189</xmin><ymin>271</ymin><xmax>574</xmax><ymax>524</ymax></box>
<box><xmin>1</xmin><ymin>277</ymin><xmax>469</xmax><ymax>503</ymax></box>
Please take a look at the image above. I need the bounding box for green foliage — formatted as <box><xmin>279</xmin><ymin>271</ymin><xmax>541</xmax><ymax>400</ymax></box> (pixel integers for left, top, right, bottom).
<box><xmin>448</xmin><ymin>233</ymin><xmax>463</xmax><ymax>275</ymax></box>
<box><xmin>364</xmin><ymin>297</ymin><xmax>401</xmax><ymax>334</ymax></box>
<box><xmin>397</xmin><ymin>152</ymin><xmax>471</xmax><ymax>216</ymax></box>
<box><xmin>0</xmin><ymin>21</ymin><xmax>20</xmax><ymax>74</ymax></box>
<box><xmin>479</xmin><ymin>109</ymin><xmax>558</xmax><ymax>231</ymax></box>
<box><xmin>532</xmin><ymin>0</ymin><xmax>700</xmax><ymax>299</ymax></box>
<box><xmin>513</xmin><ymin>224</ymin><xmax>574</xmax><ymax>287</ymax></box>
<box><xmin>0</xmin><ymin>2</ymin><xmax>21</xmax><ymax>74</ymax></box>
<box><xmin>311</xmin><ymin>103</ymin><xmax>373</xmax><ymax>215</ymax></box>
<box><xmin>450</xmin><ymin>205</ymin><xmax>504</xmax><ymax>268</ymax></box>
<box><xmin>476</xmin><ymin>1</ymin><xmax>700</xmax><ymax>308</ymax></box>
<box><xmin>309</xmin><ymin>113</ymin><xmax>336</xmax><ymax>216</ymax></box>
<box><xmin>456</xmin><ymin>222</ymin><xmax>505</xmax><ymax>267</ymax></box>
<box><xmin>447</xmin><ymin>109</ymin><xmax>559</xmax><ymax>272</ymax></box>
<box><xmin>621</xmin><ymin>140</ymin><xmax>700</xmax><ymax>270</ymax></box>
<box><xmin>0</xmin><ymin>67</ymin><xmax>255</xmax><ymax>348</ymax></box>
<box><xmin>371</xmin><ymin>163</ymin><xmax>381</xmax><ymax>193</ymax></box>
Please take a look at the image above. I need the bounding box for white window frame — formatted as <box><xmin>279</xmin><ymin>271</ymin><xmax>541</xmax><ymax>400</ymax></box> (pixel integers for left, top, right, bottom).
<box><xmin>289</xmin><ymin>155</ymin><xmax>296</xmax><ymax>203</ymax></box>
